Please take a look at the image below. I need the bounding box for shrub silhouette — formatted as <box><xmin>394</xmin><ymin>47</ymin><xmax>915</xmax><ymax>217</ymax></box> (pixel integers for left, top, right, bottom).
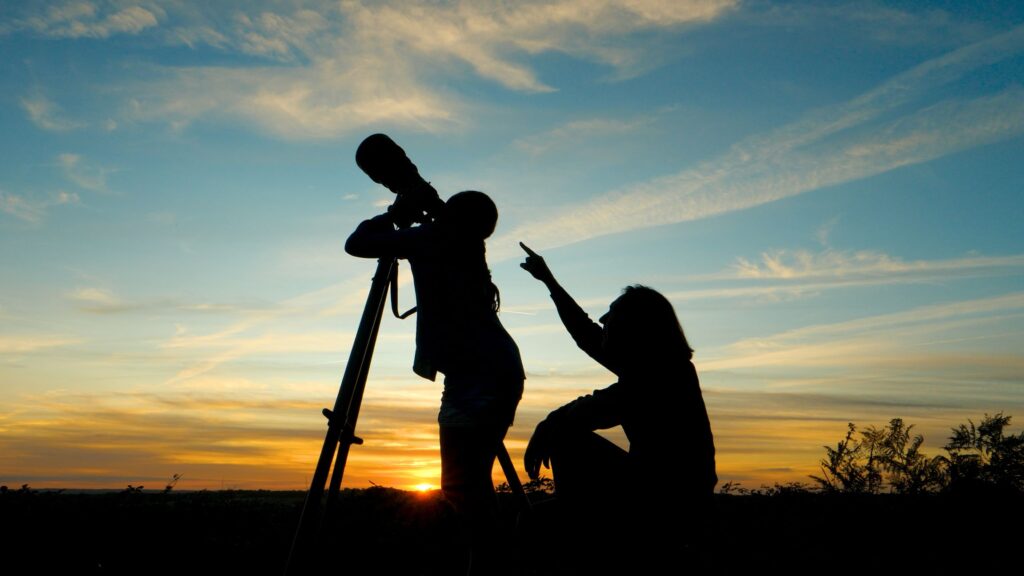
<box><xmin>496</xmin><ymin>475</ymin><xmax>554</xmax><ymax>494</ymax></box>
<box><xmin>164</xmin><ymin>473</ymin><xmax>183</xmax><ymax>494</ymax></box>
<box><xmin>943</xmin><ymin>413</ymin><xmax>1024</xmax><ymax>493</ymax></box>
<box><xmin>810</xmin><ymin>414</ymin><xmax>1023</xmax><ymax>494</ymax></box>
<box><xmin>809</xmin><ymin>423</ymin><xmax>883</xmax><ymax>494</ymax></box>
<box><xmin>719</xmin><ymin>481</ymin><xmax>814</xmax><ymax>496</ymax></box>
<box><xmin>864</xmin><ymin>418</ymin><xmax>946</xmax><ymax>494</ymax></box>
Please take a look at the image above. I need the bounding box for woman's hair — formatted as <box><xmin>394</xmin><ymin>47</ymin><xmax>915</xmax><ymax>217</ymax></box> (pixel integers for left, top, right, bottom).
<box><xmin>614</xmin><ymin>285</ymin><xmax>693</xmax><ymax>362</ymax></box>
<box><xmin>443</xmin><ymin>191</ymin><xmax>501</xmax><ymax>312</ymax></box>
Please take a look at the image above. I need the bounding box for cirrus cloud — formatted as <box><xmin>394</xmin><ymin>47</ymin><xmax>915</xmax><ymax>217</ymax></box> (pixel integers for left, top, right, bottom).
<box><xmin>5</xmin><ymin>2</ymin><xmax>160</xmax><ymax>39</ymax></box>
<box><xmin>115</xmin><ymin>0</ymin><xmax>737</xmax><ymax>138</ymax></box>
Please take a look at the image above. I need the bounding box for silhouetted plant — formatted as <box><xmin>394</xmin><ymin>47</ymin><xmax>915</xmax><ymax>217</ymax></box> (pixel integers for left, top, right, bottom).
<box><xmin>122</xmin><ymin>484</ymin><xmax>144</xmax><ymax>494</ymax></box>
<box><xmin>810</xmin><ymin>423</ymin><xmax>882</xmax><ymax>494</ymax></box>
<box><xmin>866</xmin><ymin>418</ymin><xmax>946</xmax><ymax>494</ymax></box>
<box><xmin>766</xmin><ymin>481</ymin><xmax>815</xmax><ymax>495</ymax></box>
<box><xmin>163</xmin><ymin>473</ymin><xmax>183</xmax><ymax>494</ymax></box>
<box><xmin>717</xmin><ymin>481</ymin><xmax>813</xmax><ymax>496</ymax></box>
<box><xmin>523</xmin><ymin>476</ymin><xmax>554</xmax><ymax>494</ymax></box>
<box><xmin>496</xmin><ymin>475</ymin><xmax>554</xmax><ymax>494</ymax></box>
<box><xmin>943</xmin><ymin>413</ymin><xmax>1024</xmax><ymax>492</ymax></box>
<box><xmin>811</xmin><ymin>414</ymin><xmax>1024</xmax><ymax>495</ymax></box>
<box><xmin>718</xmin><ymin>481</ymin><xmax>743</xmax><ymax>495</ymax></box>
<box><xmin>812</xmin><ymin>419</ymin><xmax>944</xmax><ymax>494</ymax></box>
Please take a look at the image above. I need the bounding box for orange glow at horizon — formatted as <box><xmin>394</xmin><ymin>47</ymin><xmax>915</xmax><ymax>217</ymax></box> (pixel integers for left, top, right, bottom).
<box><xmin>1</xmin><ymin>375</ymin><xmax>1014</xmax><ymax>491</ymax></box>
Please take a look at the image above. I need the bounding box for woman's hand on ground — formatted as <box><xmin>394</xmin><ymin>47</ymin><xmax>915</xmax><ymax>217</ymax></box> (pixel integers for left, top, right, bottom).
<box><xmin>524</xmin><ymin>419</ymin><xmax>554</xmax><ymax>480</ymax></box>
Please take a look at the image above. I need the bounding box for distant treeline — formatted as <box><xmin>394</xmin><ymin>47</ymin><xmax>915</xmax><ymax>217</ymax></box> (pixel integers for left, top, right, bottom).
<box><xmin>722</xmin><ymin>413</ymin><xmax>1024</xmax><ymax>495</ymax></box>
<box><xmin>6</xmin><ymin>413</ymin><xmax>1021</xmax><ymax>499</ymax></box>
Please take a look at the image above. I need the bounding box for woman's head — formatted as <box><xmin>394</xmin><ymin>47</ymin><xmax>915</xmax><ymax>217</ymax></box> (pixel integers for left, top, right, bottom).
<box><xmin>600</xmin><ymin>285</ymin><xmax>693</xmax><ymax>370</ymax></box>
<box><xmin>445</xmin><ymin>191</ymin><xmax>497</xmax><ymax>240</ymax></box>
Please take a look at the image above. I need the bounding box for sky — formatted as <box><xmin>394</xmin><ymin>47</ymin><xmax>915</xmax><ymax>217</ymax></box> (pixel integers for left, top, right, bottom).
<box><xmin>1</xmin><ymin>0</ymin><xmax>1023</xmax><ymax>492</ymax></box>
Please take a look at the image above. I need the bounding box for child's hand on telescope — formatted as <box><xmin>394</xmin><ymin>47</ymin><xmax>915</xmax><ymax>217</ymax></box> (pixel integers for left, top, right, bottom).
<box><xmin>387</xmin><ymin>193</ymin><xmax>423</xmax><ymax>229</ymax></box>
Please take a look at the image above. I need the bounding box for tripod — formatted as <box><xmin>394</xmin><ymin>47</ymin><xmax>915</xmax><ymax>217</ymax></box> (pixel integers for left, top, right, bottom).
<box><xmin>285</xmin><ymin>256</ymin><xmax>530</xmax><ymax>575</ymax></box>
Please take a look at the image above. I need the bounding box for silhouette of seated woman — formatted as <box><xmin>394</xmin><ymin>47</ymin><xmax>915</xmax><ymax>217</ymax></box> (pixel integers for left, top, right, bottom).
<box><xmin>519</xmin><ymin>242</ymin><xmax>716</xmax><ymax>573</ymax></box>
<box><xmin>346</xmin><ymin>135</ymin><xmax>524</xmax><ymax>575</ymax></box>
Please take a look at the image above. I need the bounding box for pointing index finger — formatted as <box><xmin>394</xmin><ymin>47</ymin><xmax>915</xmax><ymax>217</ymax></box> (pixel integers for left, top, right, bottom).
<box><xmin>519</xmin><ymin>242</ymin><xmax>539</xmax><ymax>257</ymax></box>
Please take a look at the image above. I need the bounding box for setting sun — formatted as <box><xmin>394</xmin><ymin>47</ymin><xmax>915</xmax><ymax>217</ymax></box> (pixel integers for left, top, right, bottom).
<box><xmin>413</xmin><ymin>483</ymin><xmax>435</xmax><ymax>493</ymax></box>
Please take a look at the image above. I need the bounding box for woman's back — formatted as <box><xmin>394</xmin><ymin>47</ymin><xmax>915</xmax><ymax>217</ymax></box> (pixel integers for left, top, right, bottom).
<box><xmin>620</xmin><ymin>361</ymin><xmax>716</xmax><ymax>495</ymax></box>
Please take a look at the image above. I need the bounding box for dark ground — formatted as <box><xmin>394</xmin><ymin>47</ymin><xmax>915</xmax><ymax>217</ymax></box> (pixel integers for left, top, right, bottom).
<box><xmin>2</xmin><ymin>486</ymin><xmax>1019</xmax><ymax>575</ymax></box>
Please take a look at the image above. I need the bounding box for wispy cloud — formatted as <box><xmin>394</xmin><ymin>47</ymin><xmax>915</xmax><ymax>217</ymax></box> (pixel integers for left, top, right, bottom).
<box><xmin>150</xmin><ymin>275</ymin><xmax>388</xmax><ymax>384</ymax></box>
<box><xmin>127</xmin><ymin>56</ymin><xmax>460</xmax><ymax>140</ymax></box>
<box><xmin>115</xmin><ymin>0</ymin><xmax>735</xmax><ymax>138</ymax></box>
<box><xmin>340</xmin><ymin>0</ymin><xmax>738</xmax><ymax>92</ymax></box>
<box><xmin>233</xmin><ymin>9</ymin><xmax>330</xmax><ymax>62</ymax></box>
<box><xmin>750</xmin><ymin>2</ymin><xmax>992</xmax><ymax>49</ymax></box>
<box><xmin>20</xmin><ymin>93</ymin><xmax>86</xmax><ymax>131</ymax></box>
<box><xmin>494</xmin><ymin>26</ymin><xmax>1024</xmax><ymax>257</ymax></box>
<box><xmin>0</xmin><ymin>154</ymin><xmax>99</xmax><ymax>223</ymax></box>
<box><xmin>65</xmin><ymin>286</ymin><xmax>141</xmax><ymax>313</ymax></box>
<box><xmin>724</xmin><ymin>249</ymin><xmax>1024</xmax><ymax>281</ymax></box>
<box><xmin>691</xmin><ymin>291</ymin><xmax>1024</xmax><ymax>485</ymax></box>
<box><xmin>506</xmin><ymin>248</ymin><xmax>1024</xmax><ymax>312</ymax></box>
<box><xmin>701</xmin><ymin>292</ymin><xmax>1024</xmax><ymax>372</ymax></box>
<box><xmin>153</xmin><ymin>2</ymin><xmax>336</xmax><ymax>59</ymax></box>
<box><xmin>513</xmin><ymin>114</ymin><xmax>662</xmax><ymax>156</ymax></box>
<box><xmin>0</xmin><ymin>390</ymin><xmax>321</xmax><ymax>488</ymax></box>
<box><xmin>0</xmin><ymin>335</ymin><xmax>79</xmax><ymax>354</ymax></box>
<box><xmin>0</xmin><ymin>386</ymin><xmax>450</xmax><ymax>489</ymax></box>
<box><xmin>58</xmin><ymin>153</ymin><xmax>113</xmax><ymax>193</ymax></box>
<box><xmin>64</xmin><ymin>285</ymin><xmax>281</xmax><ymax>316</ymax></box>
<box><xmin>0</xmin><ymin>189</ymin><xmax>79</xmax><ymax>224</ymax></box>
<box><xmin>0</xmin><ymin>191</ymin><xmax>46</xmax><ymax>223</ymax></box>
<box><xmin>745</xmin><ymin>292</ymin><xmax>1024</xmax><ymax>342</ymax></box>
<box><xmin>67</xmin><ymin>286</ymin><xmax>120</xmax><ymax>306</ymax></box>
<box><xmin>4</xmin><ymin>2</ymin><xmax>160</xmax><ymax>39</ymax></box>
<box><xmin>699</xmin><ymin>387</ymin><xmax>991</xmax><ymax>485</ymax></box>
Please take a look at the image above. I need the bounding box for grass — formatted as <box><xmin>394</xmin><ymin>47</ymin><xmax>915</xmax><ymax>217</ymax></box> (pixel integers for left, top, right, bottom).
<box><xmin>2</xmin><ymin>487</ymin><xmax>1020</xmax><ymax>575</ymax></box>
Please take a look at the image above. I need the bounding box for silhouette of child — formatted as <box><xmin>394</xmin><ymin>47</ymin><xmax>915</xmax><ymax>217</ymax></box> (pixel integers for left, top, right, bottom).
<box><xmin>347</xmin><ymin>188</ymin><xmax>524</xmax><ymax>575</ymax></box>
<box><xmin>520</xmin><ymin>242</ymin><xmax>716</xmax><ymax>574</ymax></box>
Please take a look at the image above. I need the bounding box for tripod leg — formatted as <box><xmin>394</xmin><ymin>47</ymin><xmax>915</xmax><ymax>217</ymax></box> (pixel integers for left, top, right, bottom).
<box><xmin>325</xmin><ymin>278</ymin><xmax>387</xmax><ymax>510</ymax></box>
<box><xmin>285</xmin><ymin>257</ymin><xmax>395</xmax><ymax>576</ymax></box>
<box><xmin>496</xmin><ymin>442</ymin><xmax>532</xmax><ymax>516</ymax></box>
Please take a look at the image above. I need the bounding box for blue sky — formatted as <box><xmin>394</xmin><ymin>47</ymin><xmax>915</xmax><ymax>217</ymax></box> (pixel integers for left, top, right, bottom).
<box><xmin>1</xmin><ymin>0</ymin><xmax>1023</xmax><ymax>490</ymax></box>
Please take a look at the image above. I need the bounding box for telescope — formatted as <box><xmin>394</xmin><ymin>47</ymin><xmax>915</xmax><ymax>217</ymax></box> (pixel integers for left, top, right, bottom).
<box><xmin>355</xmin><ymin>134</ymin><xmax>445</xmax><ymax>229</ymax></box>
